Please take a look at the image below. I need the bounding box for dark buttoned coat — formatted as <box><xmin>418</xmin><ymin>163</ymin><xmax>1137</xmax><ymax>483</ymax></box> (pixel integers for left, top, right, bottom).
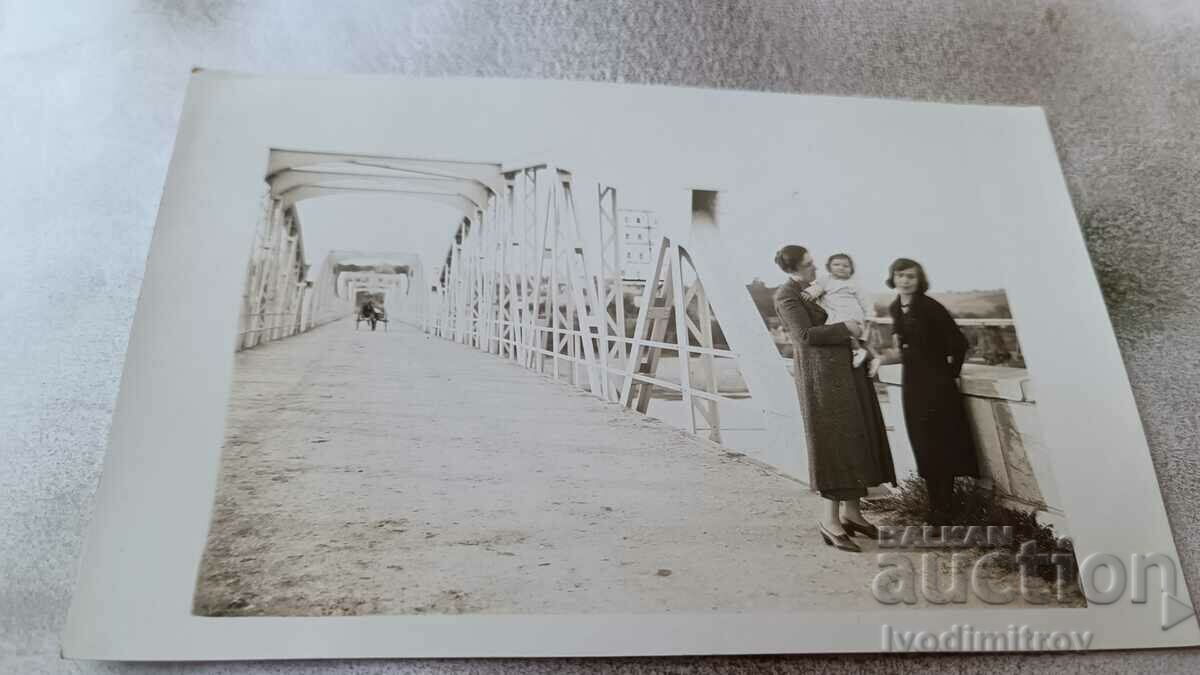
<box><xmin>888</xmin><ymin>293</ymin><xmax>980</xmax><ymax>480</ymax></box>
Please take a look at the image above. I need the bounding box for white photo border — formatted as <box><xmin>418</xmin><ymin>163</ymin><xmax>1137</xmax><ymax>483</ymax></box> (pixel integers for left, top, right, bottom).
<box><xmin>63</xmin><ymin>72</ymin><xmax>1198</xmax><ymax>659</ymax></box>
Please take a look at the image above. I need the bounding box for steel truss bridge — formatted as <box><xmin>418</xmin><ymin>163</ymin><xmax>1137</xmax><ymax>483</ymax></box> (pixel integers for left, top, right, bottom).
<box><xmin>236</xmin><ymin>148</ymin><xmax>860</xmax><ymax>482</ymax></box>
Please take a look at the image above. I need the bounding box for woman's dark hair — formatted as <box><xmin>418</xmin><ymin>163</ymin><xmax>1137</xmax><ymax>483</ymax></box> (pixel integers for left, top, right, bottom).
<box><xmin>886</xmin><ymin>257</ymin><xmax>930</xmax><ymax>294</ymax></box>
<box><xmin>826</xmin><ymin>253</ymin><xmax>854</xmax><ymax>275</ymax></box>
<box><xmin>774</xmin><ymin>245</ymin><xmax>810</xmax><ymax>274</ymax></box>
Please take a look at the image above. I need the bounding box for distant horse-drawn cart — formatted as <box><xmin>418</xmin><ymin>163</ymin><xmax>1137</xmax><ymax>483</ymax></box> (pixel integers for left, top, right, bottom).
<box><xmin>355</xmin><ymin>307</ymin><xmax>388</xmax><ymax>331</ymax></box>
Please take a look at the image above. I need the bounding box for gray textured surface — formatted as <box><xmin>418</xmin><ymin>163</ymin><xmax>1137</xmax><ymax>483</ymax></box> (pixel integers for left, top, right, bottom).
<box><xmin>1</xmin><ymin>0</ymin><xmax>1198</xmax><ymax>672</ymax></box>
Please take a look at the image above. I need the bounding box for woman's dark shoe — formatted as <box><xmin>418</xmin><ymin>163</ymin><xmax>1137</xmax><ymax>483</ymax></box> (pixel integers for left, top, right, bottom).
<box><xmin>818</xmin><ymin>521</ymin><xmax>862</xmax><ymax>552</ymax></box>
<box><xmin>841</xmin><ymin>517</ymin><xmax>880</xmax><ymax>540</ymax></box>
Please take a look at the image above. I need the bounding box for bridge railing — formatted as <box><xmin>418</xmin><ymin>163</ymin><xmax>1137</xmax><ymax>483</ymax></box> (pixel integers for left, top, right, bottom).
<box><xmin>236</xmin><ymin>190</ymin><xmax>310</xmax><ymax>351</ymax></box>
<box><xmin>429</xmin><ymin>306</ymin><xmax>1058</xmax><ymax>521</ymax></box>
<box><xmin>417</xmin><ymin>174</ymin><xmax>1058</xmax><ymax>519</ymax></box>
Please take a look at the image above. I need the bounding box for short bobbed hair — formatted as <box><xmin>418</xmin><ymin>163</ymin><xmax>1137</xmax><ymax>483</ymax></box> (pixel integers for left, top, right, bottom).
<box><xmin>826</xmin><ymin>253</ymin><xmax>854</xmax><ymax>274</ymax></box>
<box><xmin>885</xmin><ymin>257</ymin><xmax>930</xmax><ymax>294</ymax></box>
<box><xmin>774</xmin><ymin>245</ymin><xmax>810</xmax><ymax>274</ymax></box>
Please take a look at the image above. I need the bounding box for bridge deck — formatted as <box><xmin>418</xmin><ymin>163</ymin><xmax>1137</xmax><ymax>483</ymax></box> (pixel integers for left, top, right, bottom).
<box><xmin>193</xmin><ymin>319</ymin><xmax>1027</xmax><ymax>615</ymax></box>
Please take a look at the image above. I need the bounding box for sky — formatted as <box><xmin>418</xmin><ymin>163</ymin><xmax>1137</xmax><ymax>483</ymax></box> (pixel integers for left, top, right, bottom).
<box><xmin>282</xmin><ymin>80</ymin><xmax>1030</xmax><ymax>298</ymax></box>
<box><xmin>700</xmin><ymin>188</ymin><xmax>1009</xmax><ymax>295</ymax></box>
<box><xmin>293</xmin><ymin>178</ymin><xmax>1007</xmax><ymax>298</ymax></box>
<box><xmin>296</xmin><ymin>192</ymin><xmax>461</xmax><ymax>287</ymax></box>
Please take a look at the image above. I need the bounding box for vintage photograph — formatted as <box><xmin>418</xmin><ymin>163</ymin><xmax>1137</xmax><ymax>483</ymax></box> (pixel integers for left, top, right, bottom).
<box><xmin>57</xmin><ymin>73</ymin><xmax>1195</xmax><ymax>660</ymax></box>
<box><xmin>192</xmin><ymin>145</ymin><xmax>1079</xmax><ymax>617</ymax></box>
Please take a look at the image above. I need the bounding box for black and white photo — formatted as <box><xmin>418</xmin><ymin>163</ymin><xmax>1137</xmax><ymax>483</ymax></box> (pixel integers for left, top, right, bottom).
<box><xmin>61</xmin><ymin>73</ymin><xmax>1198</xmax><ymax>659</ymax></box>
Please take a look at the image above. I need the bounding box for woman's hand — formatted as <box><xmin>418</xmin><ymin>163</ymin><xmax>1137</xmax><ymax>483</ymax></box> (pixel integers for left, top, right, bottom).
<box><xmin>844</xmin><ymin>320</ymin><xmax>864</xmax><ymax>338</ymax></box>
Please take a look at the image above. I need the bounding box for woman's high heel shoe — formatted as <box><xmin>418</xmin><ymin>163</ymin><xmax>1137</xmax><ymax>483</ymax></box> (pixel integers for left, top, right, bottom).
<box><xmin>841</xmin><ymin>518</ymin><xmax>880</xmax><ymax>540</ymax></box>
<box><xmin>818</xmin><ymin>522</ymin><xmax>862</xmax><ymax>552</ymax></box>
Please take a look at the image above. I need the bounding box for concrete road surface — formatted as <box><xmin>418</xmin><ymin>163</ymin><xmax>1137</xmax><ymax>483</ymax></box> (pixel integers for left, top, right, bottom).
<box><xmin>194</xmin><ymin>319</ymin><xmax>1076</xmax><ymax>616</ymax></box>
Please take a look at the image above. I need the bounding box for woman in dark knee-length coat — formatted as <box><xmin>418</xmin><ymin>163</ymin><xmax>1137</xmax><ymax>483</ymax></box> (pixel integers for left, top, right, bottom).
<box><xmin>886</xmin><ymin>257</ymin><xmax>980</xmax><ymax>526</ymax></box>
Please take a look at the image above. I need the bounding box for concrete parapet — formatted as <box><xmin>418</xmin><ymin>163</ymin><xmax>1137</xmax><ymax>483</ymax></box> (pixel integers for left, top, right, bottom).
<box><xmin>877</xmin><ymin>363</ymin><xmax>1065</xmax><ymax>531</ymax></box>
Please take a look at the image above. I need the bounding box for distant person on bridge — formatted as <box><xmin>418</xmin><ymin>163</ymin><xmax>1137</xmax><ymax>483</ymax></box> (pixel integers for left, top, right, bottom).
<box><xmin>774</xmin><ymin>245</ymin><xmax>896</xmax><ymax>553</ymax></box>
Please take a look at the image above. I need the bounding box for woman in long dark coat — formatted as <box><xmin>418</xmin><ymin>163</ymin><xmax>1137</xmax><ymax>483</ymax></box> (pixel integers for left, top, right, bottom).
<box><xmin>886</xmin><ymin>257</ymin><xmax>980</xmax><ymax>525</ymax></box>
<box><xmin>773</xmin><ymin>245</ymin><xmax>896</xmax><ymax>552</ymax></box>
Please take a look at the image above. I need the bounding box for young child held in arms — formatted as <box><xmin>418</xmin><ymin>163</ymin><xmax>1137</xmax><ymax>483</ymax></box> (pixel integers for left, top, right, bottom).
<box><xmin>802</xmin><ymin>252</ymin><xmax>880</xmax><ymax>377</ymax></box>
